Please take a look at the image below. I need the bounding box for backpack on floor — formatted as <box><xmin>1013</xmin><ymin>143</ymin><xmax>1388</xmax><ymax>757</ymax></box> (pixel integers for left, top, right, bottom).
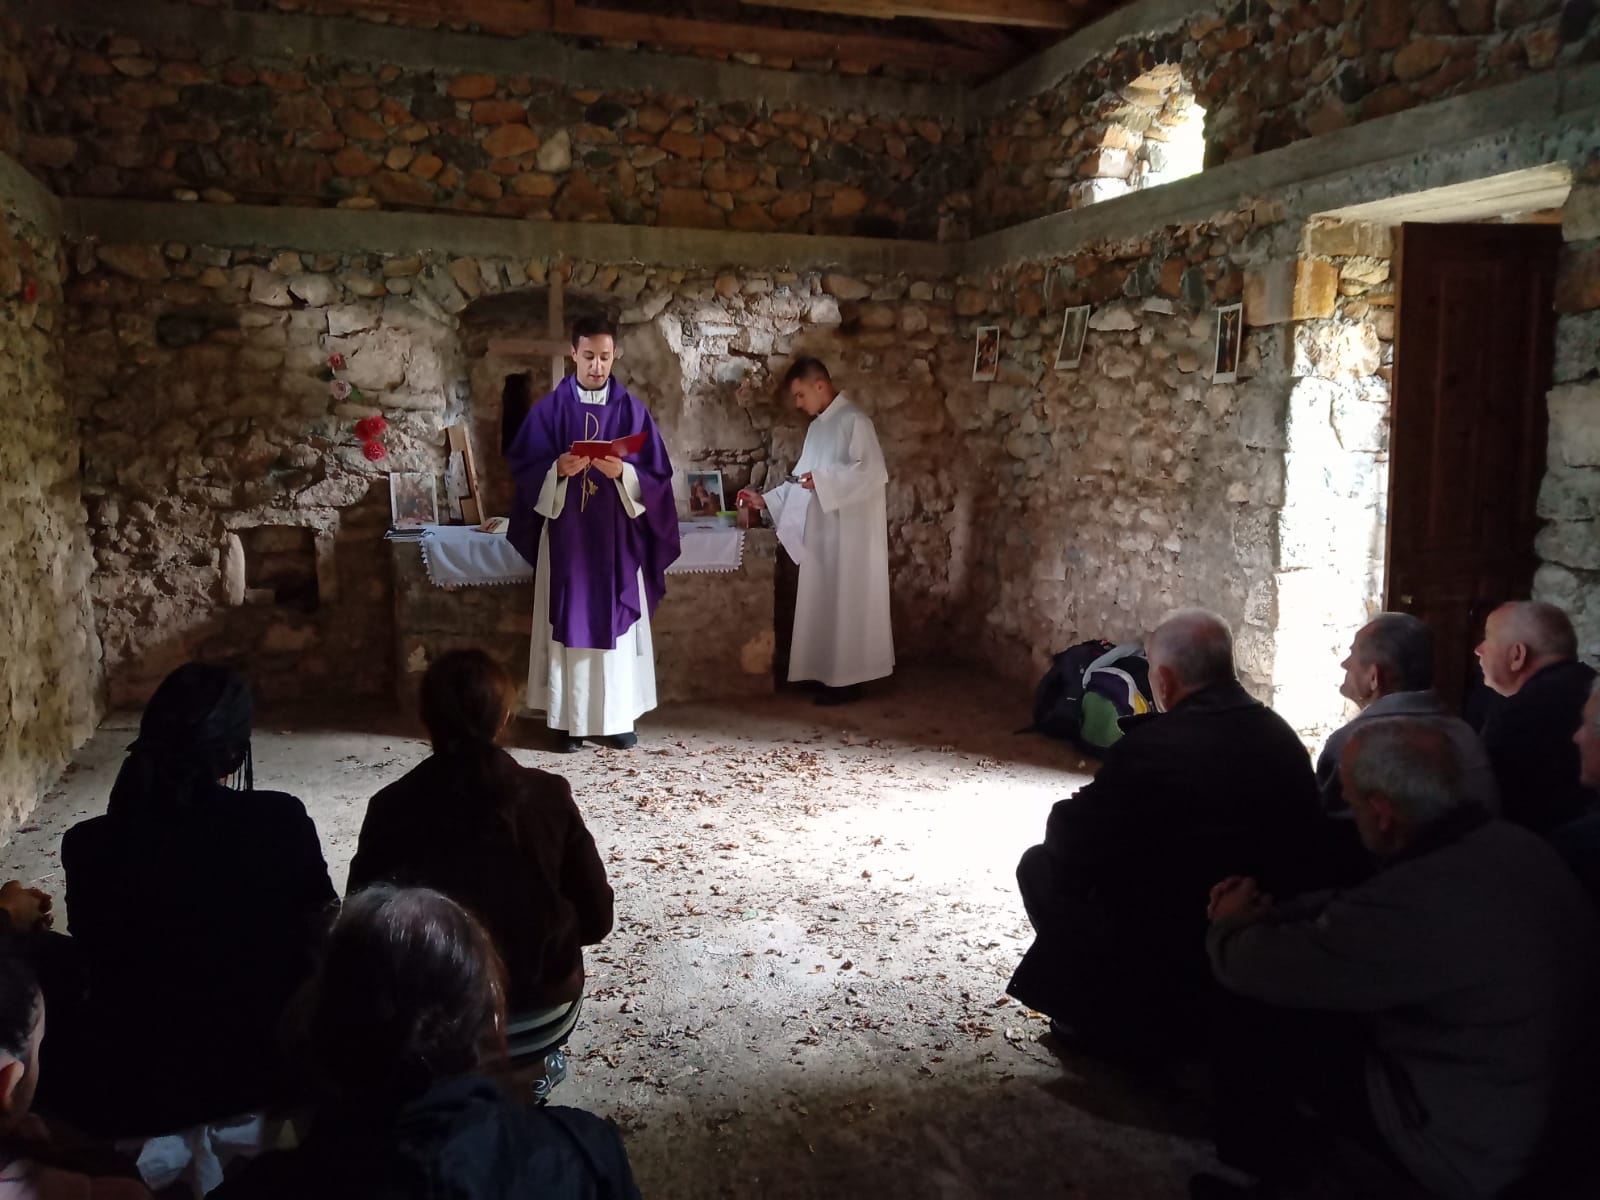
<box><xmin>1077</xmin><ymin>643</ymin><xmax>1154</xmax><ymax>753</ymax></box>
<box><xmin>1027</xmin><ymin>639</ymin><xmax>1114</xmax><ymax>742</ymax></box>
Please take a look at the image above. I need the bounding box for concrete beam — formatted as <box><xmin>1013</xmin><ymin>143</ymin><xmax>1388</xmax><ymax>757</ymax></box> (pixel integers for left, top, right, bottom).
<box><xmin>0</xmin><ymin>153</ymin><xmax>61</xmax><ymax>235</ymax></box>
<box><xmin>62</xmin><ymin>198</ymin><xmax>961</xmax><ymax>278</ymax></box>
<box><xmin>972</xmin><ymin>0</ymin><xmax>1202</xmax><ymax>115</ymax></box>
<box><xmin>963</xmin><ymin>65</ymin><xmax>1600</xmax><ymax>270</ymax></box>
<box><xmin>28</xmin><ymin>0</ymin><xmax>965</xmax><ymax>121</ymax></box>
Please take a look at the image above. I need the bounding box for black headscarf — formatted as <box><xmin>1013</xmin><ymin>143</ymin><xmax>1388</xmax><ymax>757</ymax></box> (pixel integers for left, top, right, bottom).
<box><xmin>107</xmin><ymin>663</ymin><xmax>256</xmax><ymax>821</ymax></box>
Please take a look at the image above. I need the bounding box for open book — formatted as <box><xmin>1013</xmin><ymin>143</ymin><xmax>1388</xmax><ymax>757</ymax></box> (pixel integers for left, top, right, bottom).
<box><xmin>570</xmin><ymin>431</ymin><xmax>648</xmax><ymax>458</ymax></box>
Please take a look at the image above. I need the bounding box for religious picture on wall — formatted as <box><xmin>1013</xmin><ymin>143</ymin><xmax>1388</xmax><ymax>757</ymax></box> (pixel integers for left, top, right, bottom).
<box><xmin>1213</xmin><ymin>302</ymin><xmax>1243</xmax><ymax>384</ymax></box>
<box><xmin>686</xmin><ymin>469</ymin><xmax>725</xmax><ymax>517</ymax></box>
<box><xmin>390</xmin><ymin>472</ymin><xmax>438</xmax><ymax>528</ymax></box>
<box><xmin>1055</xmin><ymin>304</ymin><xmax>1091</xmax><ymax>370</ymax></box>
<box><xmin>973</xmin><ymin>325</ymin><xmax>1002</xmax><ymax>382</ymax></box>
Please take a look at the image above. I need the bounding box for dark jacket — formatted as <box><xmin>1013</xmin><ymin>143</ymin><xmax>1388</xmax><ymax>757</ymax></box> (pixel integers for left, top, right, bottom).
<box><xmin>1209</xmin><ymin>809</ymin><xmax>1600</xmax><ymax>1200</ymax></box>
<box><xmin>211</xmin><ymin>1076</ymin><xmax>640</xmax><ymax>1200</ymax></box>
<box><xmin>58</xmin><ymin>785</ymin><xmax>337</xmax><ymax>1135</ymax></box>
<box><xmin>348</xmin><ymin>749</ymin><xmax>613</xmax><ymax>1011</ymax></box>
<box><xmin>1014</xmin><ymin>680</ymin><xmax>1321</xmax><ymax>1007</ymax></box>
<box><xmin>1479</xmin><ymin>659</ymin><xmax>1597</xmax><ymax>832</ymax></box>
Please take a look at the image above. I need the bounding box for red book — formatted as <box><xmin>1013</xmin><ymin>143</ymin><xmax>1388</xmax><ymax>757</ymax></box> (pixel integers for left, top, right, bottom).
<box><xmin>570</xmin><ymin>431</ymin><xmax>648</xmax><ymax>458</ymax></box>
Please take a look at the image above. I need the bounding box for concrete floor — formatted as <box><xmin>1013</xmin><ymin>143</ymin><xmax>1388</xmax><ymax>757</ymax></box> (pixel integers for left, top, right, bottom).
<box><xmin>6</xmin><ymin>666</ymin><xmax>1264</xmax><ymax>1198</ymax></box>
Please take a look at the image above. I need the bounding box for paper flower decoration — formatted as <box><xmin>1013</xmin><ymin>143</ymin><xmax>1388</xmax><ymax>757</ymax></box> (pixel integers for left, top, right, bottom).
<box><xmin>327</xmin><ymin>351</ymin><xmax>346</xmax><ymax>370</ymax></box>
<box><xmin>362</xmin><ymin>440</ymin><xmax>388</xmax><ymax>462</ymax></box>
<box><xmin>330</xmin><ymin>379</ymin><xmax>352</xmax><ymax>401</ymax></box>
<box><xmin>353</xmin><ymin>415</ymin><xmax>389</xmax><ymax>441</ymax></box>
<box><xmin>21</xmin><ymin>278</ymin><xmax>37</xmax><ymax>304</ymax></box>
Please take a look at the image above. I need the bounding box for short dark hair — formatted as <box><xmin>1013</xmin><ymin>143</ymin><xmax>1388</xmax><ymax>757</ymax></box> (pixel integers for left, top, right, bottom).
<box><xmin>420</xmin><ymin>650</ymin><xmax>512</xmax><ymax>755</ymax></box>
<box><xmin>1360</xmin><ymin>613</ymin><xmax>1434</xmax><ymax>693</ymax></box>
<box><xmin>783</xmin><ymin>357</ymin><xmax>831</xmax><ymax>388</ymax></box>
<box><xmin>570</xmin><ymin>315</ymin><xmax>618</xmax><ymax>345</ymax></box>
<box><xmin>0</xmin><ymin>957</ymin><xmax>41</xmax><ymax>1063</ymax></box>
<box><xmin>308</xmin><ymin>886</ymin><xmax>507</xmax><ymax>1103</ymax></box>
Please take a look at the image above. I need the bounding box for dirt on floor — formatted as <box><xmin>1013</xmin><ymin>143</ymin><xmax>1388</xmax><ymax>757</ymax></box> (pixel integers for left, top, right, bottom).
<box><xmin>6</xmin><ymin>666</ymin><xmax>1239</xmax><ymax>1199</ymax></box>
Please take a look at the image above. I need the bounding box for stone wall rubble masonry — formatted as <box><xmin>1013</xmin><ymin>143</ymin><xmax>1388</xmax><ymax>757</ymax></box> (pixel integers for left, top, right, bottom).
<box><xmin>68</xmin><ymin>240</ymin><xmax>973</xmax><ymax>708</ymax></box>
<box><xmin>0</xmin><ymin>174</ymin><xmax>100</xmax><ymax>836</ymax></box>
<box><xmin>974</xmin><ymin>0</ymin><xmax>1596</xmax><ymax>232</ymax></box>
<box><xmin>15</xmin><ymin>15</ymin><xmax>970</xmax><ymax>240</ymax></box>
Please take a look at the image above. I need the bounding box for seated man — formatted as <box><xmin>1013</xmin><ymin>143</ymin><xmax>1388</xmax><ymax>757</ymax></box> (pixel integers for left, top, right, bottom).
<box><xmin>1199</xmin><ymin>723</ymin><xmax>1600</xmax><ymax>1200</ymax></box>
<box><xmin>0</xmin><ymin>956</ymin><xmax>153</xmax><ymax>1199</ymax></box>
<box><xmin>1475</xmin><ymin>600</ymin><xmax>1597</xmax><ymax>832</ymax></box>
<box><xmin>1319</xmin><ymin>612</ymin><xmax>1498</xmax><ymax>814</ymax></box>
<box><xmin>1008</xmin><ymin>609</ymin><xmax>1321</xmax><ymax>1061</ymax></box>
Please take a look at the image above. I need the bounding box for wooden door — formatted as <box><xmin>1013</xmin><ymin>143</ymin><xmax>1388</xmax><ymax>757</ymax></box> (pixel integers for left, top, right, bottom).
<box><xmin>1386</xmin><ymin>222</ymin><xmax>1560</xmax><ymax>713</ymax></box>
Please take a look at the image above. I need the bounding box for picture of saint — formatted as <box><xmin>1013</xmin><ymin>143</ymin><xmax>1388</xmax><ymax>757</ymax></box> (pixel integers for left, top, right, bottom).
<box><xmin>1214</xmin><ymin>302</ymin><xmax>1243</xmax><ymax>383</ymax></box>
<box><xmin>1055</xmin><ymin>305</ymin><xmax>1091</xmax><ymax>370</ymax></box>
<box><xmin>686</xmin><ymin>470</ymin><xmax>725</xmax><ymax>516</ymax></box>
<box><xmin>973</xmin><ymin>326</ymin><xmax>1001</xmax><ymax>382</ymax></box>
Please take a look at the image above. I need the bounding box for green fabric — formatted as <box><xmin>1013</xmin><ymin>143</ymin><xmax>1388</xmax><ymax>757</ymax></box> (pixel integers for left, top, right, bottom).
<box><xmin>1079</xmin><ymin>692</ymin><xmax>1124</xmax><ymax>750</ymax></box>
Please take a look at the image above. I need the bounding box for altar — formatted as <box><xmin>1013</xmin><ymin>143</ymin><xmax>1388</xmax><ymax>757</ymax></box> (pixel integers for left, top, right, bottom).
<box><xmin>390</xmin><ymin>524</ymin><xmax>778</xmax><ymax>713</ymax></box>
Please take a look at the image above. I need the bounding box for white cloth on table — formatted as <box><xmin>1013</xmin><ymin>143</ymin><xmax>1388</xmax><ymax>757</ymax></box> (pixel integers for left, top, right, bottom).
<box><xmin>762</xmin><ymin>393</ymin><xmax>895</xmax><ymax>688</ymax></box>
<box><xmin>526</xmin><ymin>461</ymin><xmax>656</xmax><ymax>737</ymax></box>
<box><xmin>419</xmin><ymin>524</ymin><xmax>533</xmax><ymax>588</ymax></box>
<box><xmin>667</xmin><ymin>525</ymin><xmax>744</xmax><ymax>574</ymax></box>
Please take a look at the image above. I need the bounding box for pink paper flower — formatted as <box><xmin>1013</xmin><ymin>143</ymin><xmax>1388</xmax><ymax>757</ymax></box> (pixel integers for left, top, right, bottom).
<box><xmin>354</xmin><ymin>415</ymin><xmax>389</xmax><ymax>441</ymax></box>
<box><xmin>362</xmin><ymin>440</ymin><xmax>388</xmax><ymax>462</ymax></box>
<box><xmin>327</xmin><ymin>352</ymin><xmax>346</xmax><ymax>370</ymax></box>
<box><xmin>330</xmin><ymin>379</ymin><xmax>352</xmax><ymax>401</ymax></box>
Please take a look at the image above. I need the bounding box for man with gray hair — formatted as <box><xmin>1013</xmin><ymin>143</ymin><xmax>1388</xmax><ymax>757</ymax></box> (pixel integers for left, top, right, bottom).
<box><xmin>1198</xmin><ymin>722</ymin><xmax>1599</xmax><ymax>1200</ymax></box>
<box><xmin>1009</xmin><ymin>608</ymin><xmax>1320</xmax><ymax>1062</ymax></box>
<box><xmin>1318</xmin><ymin>613</ymin><xmax>1497</xmax><ymax>816</ymax></box>
<box><xmin>1475</xmin><ymin>600</ymin><xmax>1596</xmax><ymax>831</ymax></box>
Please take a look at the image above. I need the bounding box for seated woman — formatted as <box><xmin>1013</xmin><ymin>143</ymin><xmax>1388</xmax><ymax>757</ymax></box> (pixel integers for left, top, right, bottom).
<box><xmin>212</xmin><ymin>886</ymin><xmax>640</xmax><ymax>1200</ymax></box>
<box><xmin>348</xmin><ymin>650</ymin><xmax>614</xmax><ymax>1024</ymax></box>
<box><xmin>0</xmin><ymin>956</ymin><xmax>153</xmax><ymax>1200</ymax></box>
<box><xmin>47</xmin><ymin>663</ymin><xmax>337</xmax><ymax>1137</ymax></box>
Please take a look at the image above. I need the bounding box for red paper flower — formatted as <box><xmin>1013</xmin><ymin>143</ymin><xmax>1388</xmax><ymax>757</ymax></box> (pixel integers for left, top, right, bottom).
<box><xmin>362</xmin><ymin>440</ymin><xmax>388</xmax><ymax>461</ymax></box>
<box><xmin>354</xmin><ymin>415</ymin><xmax>389</xmax><ymax>441</ymax></box>
<box><xmin>327</xmin><ymin>351</ymin><xmax>346</xmax><ymax>370</ymax></box>
<box><xmin>21</xmin><ymin>278</ymin><xmax>37</xmax><ymax>303</ymax></box>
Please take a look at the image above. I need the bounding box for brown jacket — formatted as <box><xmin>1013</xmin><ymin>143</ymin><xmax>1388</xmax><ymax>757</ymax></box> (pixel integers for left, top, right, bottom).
<box><xmin>349</xmin><ymin>748</ymin><xmax>613</xmax><ymax>1010</ymax></box>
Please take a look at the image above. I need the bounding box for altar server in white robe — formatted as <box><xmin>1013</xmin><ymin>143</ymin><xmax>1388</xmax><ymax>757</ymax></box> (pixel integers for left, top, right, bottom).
<box><xmin>738</xmin><ymin>357</ymin><xmax>894</xmax><ymax>706</ymax></box>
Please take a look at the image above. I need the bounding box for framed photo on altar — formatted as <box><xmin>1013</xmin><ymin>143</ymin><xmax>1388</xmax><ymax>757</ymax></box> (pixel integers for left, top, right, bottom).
<box><xmin>1213</xmin><ymin>302</ymin><xmax>1243</xmax><ymax>384</ymax></box>
<box><xmin>1055</xmin><ymin>304</ymin><xmax>1091</xmax><ymax>370</ymax></box>
<box><xmin>390</xmin><ymin>472</ymin><xmax>438</xmax><ymax>528</ymax></box>
<box><xmin>686</xmin><ymin>469</ymin><xmax>725</xmax><ymax>517</ymax></box>
<box><xmin>973</xmin><ymin>325</ymin><xmax>1001</xmax><ymax>382</ymax></box>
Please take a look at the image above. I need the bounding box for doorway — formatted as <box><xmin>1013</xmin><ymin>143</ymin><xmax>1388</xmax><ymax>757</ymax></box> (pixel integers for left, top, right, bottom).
<box><xmin>1386</xmin><ymin>222</ymin><xmax>1562</xmax><ymax>712</ymax></box>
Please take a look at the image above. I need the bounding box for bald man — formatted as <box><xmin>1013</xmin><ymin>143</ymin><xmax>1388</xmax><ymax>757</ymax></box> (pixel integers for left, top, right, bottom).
<box><xmin>1475</xmin><ymin>601</ymin><xmax>1597</xmax><ymax>833</ymax></box>
<box><xmin>1009</xmin><ymin>609</ymin><xmax>1321</xmax><ymax>1062</ymax></box>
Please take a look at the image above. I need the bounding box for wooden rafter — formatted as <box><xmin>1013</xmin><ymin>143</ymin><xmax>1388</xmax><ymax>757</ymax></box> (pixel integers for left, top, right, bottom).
<box><xmin>743</xmin><ymin>0</ymin><xmax>1076</xmax><ymax>30</ymax></box>
<box><xmin>315</xmin><ymin>0</ymin><xmax>1011</xmax><ymax>75</ymax></box>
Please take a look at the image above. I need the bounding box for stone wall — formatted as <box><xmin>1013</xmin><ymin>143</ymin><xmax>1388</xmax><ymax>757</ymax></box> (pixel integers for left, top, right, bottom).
<box><xmin>0</xmin><ymin>161</ymin><xmax>100</xmax><ymax>833</ymax></box>
<box><xmin>66</xmin><ymin>229</ymin><xmax>976</xmax><ymax>708</ymax></box>
<box><xmin>975</xmin><ymin>0</ymin><xmax>1595</xmax><ymax>232</ymax></box>
<box><xmin>1537</xmin><ymin>158</ymin><xmax>1600</xmax><ymax>659</ymax></box>
<box><xmin>18</xmin><ymin>21</ymin><xmax>968</xmax><ymax>238</ymax></box>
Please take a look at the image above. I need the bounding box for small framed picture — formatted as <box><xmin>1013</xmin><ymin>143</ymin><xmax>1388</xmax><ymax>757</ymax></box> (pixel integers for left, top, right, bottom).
<box><xmin>390</xmin><ymin>472</ymin><xmax>438</xmax><ymax>528</ymax></box>
<box><xmin>973</xmin><ymin>325</ymin><xmax>1001</xmax><ymax>382</ymax></box>
<box><xmin>1055</xmin><ymin>304</ymin><xmax>1091</xmax><ymax>370</ymax></box>
<box><xmin>1213</xmin><ymin>302</ymin><xmax>1243</xmax><ymax>383</ymax></box>
<box><xmin>686</xmin><ymin>469</ymin><xmax>725</xmax><ymax>516</ymax></box>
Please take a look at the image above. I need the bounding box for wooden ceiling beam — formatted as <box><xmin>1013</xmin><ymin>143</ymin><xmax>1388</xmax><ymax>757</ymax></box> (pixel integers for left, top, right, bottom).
<box><xmin>314</xmin><ymin>0</ymin><xmax>1009</xmax><ymax>76</ymax></box>
<box><xmin>742</xmin><ymin>0</ymin><xmax>1076</xmax><ymax>30</ymax></box>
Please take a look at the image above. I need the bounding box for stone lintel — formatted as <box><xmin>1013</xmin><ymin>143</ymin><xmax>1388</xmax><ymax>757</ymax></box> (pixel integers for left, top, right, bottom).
<box><xmin>17</xmin><ymin>0</ymin><xmax>964</xmax><ymax>122</ymax></box>
<box><xmin>63</xmin><ymin>198</ymin><xmax>959</xmax><ymax>279</ymax></box>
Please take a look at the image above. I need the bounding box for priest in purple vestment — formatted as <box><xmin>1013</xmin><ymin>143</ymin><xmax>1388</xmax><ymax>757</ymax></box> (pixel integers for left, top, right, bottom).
<box><xmin>506</xmin><ymin>316</ymin><xmax>679</xmax><ymax>751</ymax></box>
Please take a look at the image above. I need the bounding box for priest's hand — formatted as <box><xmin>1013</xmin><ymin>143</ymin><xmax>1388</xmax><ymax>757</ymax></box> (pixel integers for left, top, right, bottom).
<box><xmin>557</xmin><ymin>453</ymin><xmax>590</xmax><ymax>477</ymax></box>
<box><xmin>1207</xmin><ymin>876</ymin><xmax>1271</xmax><ymax>924</ymax></box>
<box><xmin>799</xmin><ymin>472</ymin><xmax>815</xmax><ymax>490</ymax></box>
<box><xmin>592</xmin><ymin>455</ymin><xmax>624</xmax><ymax>480</ymax></box>
<box><xmin>736</xmin><ymin>488</ymin><xmax>765</xmax><ymax>511</ymax></box>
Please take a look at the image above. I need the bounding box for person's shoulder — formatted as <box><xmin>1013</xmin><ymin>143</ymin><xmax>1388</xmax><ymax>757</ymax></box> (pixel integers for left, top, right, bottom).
<box><xmin>525</xmin><ymin>1105</ymin><xmax>631</xmax><ymax>1168</ymax></box>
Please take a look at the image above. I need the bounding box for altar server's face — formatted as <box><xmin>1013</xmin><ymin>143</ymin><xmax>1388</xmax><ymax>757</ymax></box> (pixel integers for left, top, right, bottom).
<box><xmin>572</xmin><ymin>334</ymin><xmax>617</xmax><ymax>390</ymax></box>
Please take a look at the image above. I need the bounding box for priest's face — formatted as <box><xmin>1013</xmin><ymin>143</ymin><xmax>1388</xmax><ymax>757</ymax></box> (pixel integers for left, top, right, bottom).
<box><xmin>789</xmin><ymin>376</ymin><xmax>833</xmax><ymax>417</ymax></box>
<box><xmin>571</xmin><ymin>334</ymin><xmax>617</xmax><ymax>390</ymax></box>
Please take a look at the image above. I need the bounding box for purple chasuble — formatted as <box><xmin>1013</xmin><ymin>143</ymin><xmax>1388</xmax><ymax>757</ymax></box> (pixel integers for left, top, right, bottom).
<box><xmin>506</xmin><ymin>376</ymin><xmax>680</xmax><ymax>650</ymax></box>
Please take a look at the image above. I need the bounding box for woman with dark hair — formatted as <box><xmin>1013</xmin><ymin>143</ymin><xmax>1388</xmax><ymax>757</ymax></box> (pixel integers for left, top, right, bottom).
<box><xmin>348</xmin><ymin>650</ymin><xmax>613</xmax><ymax>1019</ymax></box>
<box><xmin>212</xmin><ymin>887</ymin><xmax>639</xmax><ymax>1200</ymax></box>
<box><xmin>47</xmin><ymin>663</ymin><xmax>337</xmax><ymax>1136</ymax></box>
